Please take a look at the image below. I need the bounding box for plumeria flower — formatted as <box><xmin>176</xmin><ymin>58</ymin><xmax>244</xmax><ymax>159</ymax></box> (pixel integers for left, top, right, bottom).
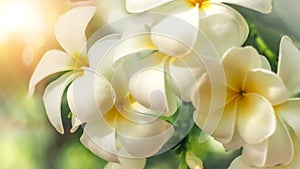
<box><xmin>231</xmin><ymin>36</ymin><xmax>300</xmax><ymax>168</ymax></box>
<box><xmin>193</xmin><ymin>36</ymin><xmax>300</xmax><ymax>168</ymax></box>
<box><xmin>125</xmin><ymin>0</ymin><xmax>272</xmax><ymax>55</ymax></box>
<box><xmin>103</xmin><ymin>13</ymin><xmax>221</xmax><ymax>102</ymax></box>
<box><xmin>28</xmin><ymin>6</ymin><xmax>96</xmax><ymax>134</ymax></box>
<box><xmin>229</xmin><ymin>132</ymin><xmax>300</xmax><ymax>169</ymax></box>
<box><xmin>193</xmin><ymin>45</ymin><xmax>280</xmax><ymax>145</ymax></box>
<box><xmin>66</xmin><ymin>33</ymin><xmax>180</xmax><ymax>168</ymax></box>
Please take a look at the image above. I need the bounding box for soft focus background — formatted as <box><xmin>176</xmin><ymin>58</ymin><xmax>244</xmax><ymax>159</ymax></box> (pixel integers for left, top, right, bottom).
<box><xmin>0</xmin><ymin>0</ymin><xmax>299</xmax><ymax>169</ymax></box>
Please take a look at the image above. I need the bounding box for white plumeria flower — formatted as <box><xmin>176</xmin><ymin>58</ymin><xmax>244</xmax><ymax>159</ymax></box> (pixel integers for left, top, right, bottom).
<box><xmin>125</xmin><ymin>0</ymin><xmax>272</xmax><ymax>55</ymax></box>
<box><xmin>193</xmin><ymin>45</ymin><xmax>282</xmax><ymax>145</ymax></box>
<box><xmin>103</xmin><ymin>13</ymin><xmax>220</xmax><ymax>102</ymax></box>
<box><xmin>28</xmin><ymin>6</ymin><xmax>96</xmax><ymax>134</ymax></box>
<box><xmin>66</xmin><ymin>33</ymin><xmax>179</xmax><ymax>167</ymax></box>
<box><xmin>193</xmin><ymin>36</ymin><xmax>300</xmax><ymax>168</ymax></box>
<box><xmin>229</xmin><ymin>36</ymin><xmax>300</xmax><ymax>168</ymax></box>
<box><xmin>229</xmin><ymin>132</ymin><xmax>300</xmax><ymax>169</ymax></box>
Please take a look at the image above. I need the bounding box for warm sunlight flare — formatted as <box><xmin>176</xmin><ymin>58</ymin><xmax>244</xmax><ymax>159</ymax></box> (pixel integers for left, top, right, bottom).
<box><xmin>0</xmin><ymin>0</ymin><xmax>44</xmax><ymax>42</ymax></box>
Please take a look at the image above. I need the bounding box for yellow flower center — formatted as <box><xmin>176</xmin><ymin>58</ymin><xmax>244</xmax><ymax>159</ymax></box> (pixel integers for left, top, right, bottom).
<box><xmin>73</xmin><ymin>53</ymin><xmax>89</xmax><ymax>72</ymax></box>
<box><xmin>189</xmin><ymin>0</ymin><xmax>210</xmax><ymax>9</ymax></box>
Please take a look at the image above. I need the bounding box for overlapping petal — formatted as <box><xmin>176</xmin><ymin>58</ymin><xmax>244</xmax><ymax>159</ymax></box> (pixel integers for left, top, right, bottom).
<box><xmin>116</xmin><ymin>115</ymin><xmax>174</xmax><ymax>157</ymax></box>
<box><xmin>237</xmin><ymin>93</ymin><xmax>276</xmax><ymax>144</ymax></box>
<box><xmin>211</xmin><ymin>0</ymin><xmax>272</xmax><ymax>14</ymax></box>
<box><xmin>276</xmin><ymin>99</ymin><xmax>300</xmax><ymax>140</ymax></box>
<box><xmin>199</xmin><ymin>3</ymin><xmax>248</xmax><ymax>55</ymax></box>
<box><xmin>80</xmin><ymin>120</ymin><xmax>119</xmax><ymax>163</ymax></box>
<box><xmin>28</xmin><ymin>50</ymin><xmax>74</xmax><ymax>96</ymax></box>
<box><xmin>67</xmin><ymin>69</ymin><xmax>115</xmax><ymax>124</ymax></box>
<box><xmin>243</xmin><ymin>69</ymin><xmax>289</xmax><ymax>105</ymax></box>
<box><xmin>55</xmin><ymin>6</ymin><xmax>96</xmax><ymax>55</ymax></box>
<box><xmin>212</xmin><ymin>98</ymin><xmax>238</xmax><ymax>143</ymax></box>
<box><xmin>264</xmin><ymin>118</ymin><xmax>294</xmax><ymax>167</ymax></box>
<box><xmin>43</xmin><ymin>72</ymin><xmax>80</xmax><ymax>134</ymax></box>
<box><xmin>129</xmin><ymin>68</ymin><xmax>177</xmax><ymax>115</ymax></box>
<box><xmin>151</xmin><ymin>5</ymin><xmax>199</xmax><ymax>57</ymax></box>
<box><xmin>278</xmin><ymin>36</ymin><xmax>300</xmax><ymax>96</ymax></box>
<box><xmin>222</xmin><ymin>46</ymin><xmax>262</xmax><ymax>91</ymax></box>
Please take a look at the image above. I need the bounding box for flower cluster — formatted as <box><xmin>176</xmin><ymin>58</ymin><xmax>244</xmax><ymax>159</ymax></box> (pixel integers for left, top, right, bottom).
<box><xmin>29</xmin><ymin>0</ymin><xmax>300</xmax><ymax>169</ymax></box>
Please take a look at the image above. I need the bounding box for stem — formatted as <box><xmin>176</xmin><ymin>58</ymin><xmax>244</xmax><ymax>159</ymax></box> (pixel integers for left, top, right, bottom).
<box><xmin>248</xmin><ymin>22</ymin><xmax>278</xmax><ymax>72</ymax></box>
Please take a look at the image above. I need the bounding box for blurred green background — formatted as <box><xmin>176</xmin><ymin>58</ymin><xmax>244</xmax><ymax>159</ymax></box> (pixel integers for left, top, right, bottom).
<box><xmin>0</xmin><ymin>0</ymin><xmax>298</xmax><ymax>169</ymax></box>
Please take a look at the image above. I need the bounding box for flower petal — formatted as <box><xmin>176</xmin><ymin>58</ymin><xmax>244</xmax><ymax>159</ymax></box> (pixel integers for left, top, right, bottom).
<box><xmin>276</xmin><ymin>99</ymin><xmax>300</xmax><ymax>140</ymax></box>
<box><xmin>199</xmin><ymin>3</ymin><xmax>249</xmax><ymax>56</ymax></box>
<box><xmin>222</xmin><ymin>46</ymin><xmax>262</xmax><ymax>91</ymax></box>
<box><xmin>228</xmin><ymin>156</ymin><xmax>261</xmax><ymax>169</ymax></box>
<box><xmin>278</xmin><ymin>36</ymin><xmax>300</xmax><ymax>96</ymax></box>
<box><xmin>243</xmin><ymin>141</ymin><xmax>268</xmax><ymax>167</ymax></box>
<box><xmin>151</xmin><ymin>5</ymin><xmax>199</xmax><ymax>57</ymax></box>
<box><xmin>125</xmin><ymin>0</ymin><xmax>174</xmax><ymax>13</ymax></box>
<box><xmin>237</xmin><ymin>93</ymin><xmax>276</xmax><ymax>144</ymax></box>
<box><xmin>223</xmin><ymin>132</ymin><xmax>243</xmax><ymax>151</ymax></box>
<box><xmin>80</xmin><ymin>120</ymin><xmax>119</xmax><ymax>163</ymax></box>
<box><xmin>259</xmin><ymin>55</ymin><xmax>271</xmax><ymax>70</ymax></box>
<box><xmin>211</xmin><ymin>0</ymin><xmax>272</xmax><ymax>13</ymax></box>
<box><xmin>113</xmin><ymin>34</ymin><xmax>156</xmax><ymax>64</ymax></box>
<box><xmin>212</xmin><ymin>98</ymin><xmax>238</xmax><ymax>144</ymax></box>
<box><xmin>88</xmin><ymin>34</ymin><xmax>121</xmax><ymax>71</ymax></box>
<box><xmin>243</xmin><ymin>69</ymin><xmax>289</xmax><ymax>105</ymax></box>
<box><xmin>193</xmin><ymin>71</ymin><xmax>228</xmax><ymax>135</ymax></box>
<box><xmin>129</xmin><ymin>68</ymin><xmax>177</xmax><ymax>116</ymax></box>
<box><xmin>42</xmin><ymin>72</ymin><xmax>79</xmax><ymax>134</ymax></box>
<box><xmin>264</xmin><ymin>118</ymin><xmax>294</xmax><ymax>167</ymax></box>
<box><xmin>97</xmin><ymin>0</ymin><xmax>128</xmax><ymax>24</ymax></box>
<box><xmin>28</xmin><ymin>50</ymin><xmax>74</xmax><ymax>97</ymax></box>
<box><xmin>67</xmin><ymin>68</ymin><xmax>115</xmax><ymax>124</ymax></box>
<box><xmin>118</xmin><ymin>157</ymin><xmax>146</xmax><ymax>169</ymax></box>
<box><xmin>55</xmin><ymin>6</ymin><xmax>96</xmax><ymax>55</ymax></box>
<box><xmin>116</xmin><ymin>116</ymin><xmax>174</xmax><ymax>158</ymax></box>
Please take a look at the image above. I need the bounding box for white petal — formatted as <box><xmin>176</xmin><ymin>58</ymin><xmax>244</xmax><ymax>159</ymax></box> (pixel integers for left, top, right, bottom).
<box><xmin>28</xmin><ymin>50</ymin><xmax>74</xmax><ymax>97</ymax></box>
<box><xmin>212</xmin><ymin>98</ymin><xmax>238</xmax><ymax>144</ymax></box>
<box><xmin>129</xmin><ymin>68</ymin><xmax>177</xmax><ymax>116</ymax></box>
<box><xmin>42</xmin><ymin>72</ymin><xmax>79</xmax><ymax>134</ymax></box>
<box><xmin>199</xmin><ymin>3</ymin><xmax>248</xmax><ymax>56</ymax></box>
<box><xmin>211</xmin><ymin>0</ymin><xmax>272</xmax><ymax>14</ymax></box>
<box><xmin>125</xmin><ymin>0</ymin><xmax>174</xmax><ymax>13</ymax></box>
<box><xmin>243</xmin><ymin>141</ymin><xmax>268</xmax><ymax>167</ymax></box>
<box><xmin>193</xmin><ymin>71</ymin><xmax>228</xmax><ymax>134</ymax></box>
<box><xmin>88</xmin><ymin>34</ymin><xmax>121</xmax><ymax>70</ymax></box>
<box><xmin>276</xmin><ymin>99</ymin><xmax>300</xmax><ymax>140</ymax></box>
<box><xmin>67</xmin><ymin>68</ymin><xmax>115</xmax><ymax>124</ymax></box>
<box><xmin>228</xmin><ymin>156</ymin><xmax>261</xmax><ymax>169</ymax></box>
<box><xmin>237</xmin><ymin>93</ymin><xmax>276</xmax><ymax>144</ymax></box>
<box><xmin>113</xmin><ymin>34</ymin><xmax>156</xmax><ymax>64</ymax></box>
<box><xmin>80</xmin><ymin>120</ymin><xmax>119</xmax><ymax>163</ymax></box>
<box><xmin>243</xmin><ymin>69</ymin><xmax>289</xmax><ymax>105</ymax></box>
<box><xmin>167</xmin><ymin>58</ymin><xmax>204</xmax><ymax>102</ymax></box>
<box><xmin>222</xmin><ymin>46</ymin><xmax>262</xmax><ymax>91</ymax></box>
<box><xmin>118</xmin><ymin>157</ymin><xmax>146</xmax><ymax>169</ymax></box>
<box><xmin>55</xmin><ymin>6</ymin><xmax>96</xmax><ymax>55</ymax></box>
<box><xmin>278</xmin><ymin>36</ymin><xmax>300</xmax><ymax>96</ymax></box>
<box><xmin>104</xmin><ymin>162</ymin><xmax>122</xmax><ymax>169</ymax></box>
<box><xmin>97</xmin><ymin>0</ymin><xmax>128</xmax><ymax>24</ymax></box>
<box><xmin>116</xmin><ymin>116</ymin><xmax>174</xmax><ymax>158</ymax></box>
<box><xmin>259</xmin><ymin>55</ymin><xmax>271</xmax><ymax>70</ymax></box>
<box><xmin>111</xmin><ymin>52</ymin><xmax>165</xmax><ymax>99</ymax></box>
<box><xmin>151</xmin><ymin>5</ymin><xmax>199</xmax><ymax>57</ymax></box>
<box><xmin>223</xmin><ymin>132</ymin><xmax>243</xmax><ymax>151</ymax></box>
<box><xmin>264</xmin><ymin>118</ymin><xmax>294</xmax><ymax>167</ymax></box>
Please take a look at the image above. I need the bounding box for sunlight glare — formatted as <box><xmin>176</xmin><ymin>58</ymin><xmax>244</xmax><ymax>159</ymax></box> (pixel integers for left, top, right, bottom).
<box><xmin>0</xmin><ymin>0</ymin><xmax>45</xmax><ymax>42</ymax></box>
